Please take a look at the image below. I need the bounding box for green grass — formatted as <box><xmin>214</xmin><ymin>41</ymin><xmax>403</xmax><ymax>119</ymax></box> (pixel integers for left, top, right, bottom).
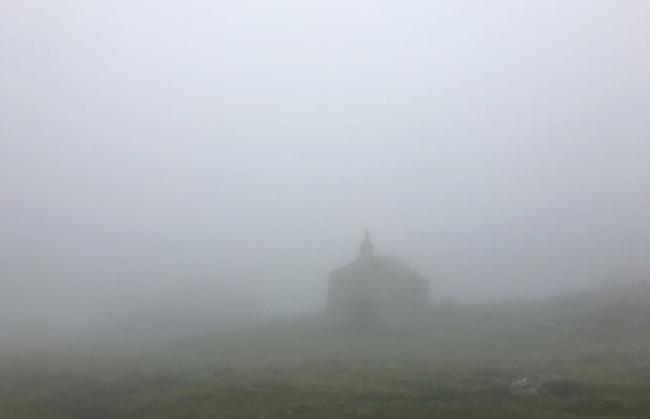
<box><xmin>3</xmin><ymin>303</ymin><xmax>650</xmax><ymax>418</ymax></box>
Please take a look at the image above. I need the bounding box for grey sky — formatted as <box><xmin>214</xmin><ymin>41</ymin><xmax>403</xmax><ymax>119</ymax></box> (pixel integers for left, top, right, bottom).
<box><xmin>1</xmin><ymin>0</ymin><xmax>649</xmax><ymax>344</ymax></box>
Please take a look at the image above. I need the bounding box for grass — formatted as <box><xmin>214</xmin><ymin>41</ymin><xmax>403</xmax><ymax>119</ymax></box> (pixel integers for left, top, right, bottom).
<box><xmin>3</xmin><ymin>301</ymin><xmax>650</xmax><ymax>418</ymax></box>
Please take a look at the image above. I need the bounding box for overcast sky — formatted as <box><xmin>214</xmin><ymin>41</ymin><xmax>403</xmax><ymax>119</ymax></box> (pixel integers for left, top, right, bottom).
<box><xmin>1</xmin><ymin>0</ymin><xmax>649</xmax><ymax>344</ymax></box>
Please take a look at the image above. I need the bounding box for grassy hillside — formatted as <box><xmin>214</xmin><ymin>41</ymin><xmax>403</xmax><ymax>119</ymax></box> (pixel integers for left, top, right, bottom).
<box><xmin>3</xmin><ymin>290</ymin><xmax>650</xmax><ymax>418</ymax></box>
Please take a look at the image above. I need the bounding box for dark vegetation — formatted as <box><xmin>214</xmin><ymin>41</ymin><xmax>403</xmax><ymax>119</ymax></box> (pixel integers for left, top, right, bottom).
<box><xmin>3</xmin><ymin>284</ymin><xmax>650</xmax><ymax>418</ymax></box>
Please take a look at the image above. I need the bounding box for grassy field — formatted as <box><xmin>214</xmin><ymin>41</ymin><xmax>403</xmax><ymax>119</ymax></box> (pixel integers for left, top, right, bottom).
<box><xmin>3</xmin><ymin>297</ymin><xmax>650</xmax><ymax>418</ymax></box>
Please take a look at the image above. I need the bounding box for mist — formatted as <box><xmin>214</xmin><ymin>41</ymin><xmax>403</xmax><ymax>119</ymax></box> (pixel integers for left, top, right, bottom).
<box><xmin>2</xmin><ymin>0</ymin><xmax>650</xmax><ymax>349</ymax></box>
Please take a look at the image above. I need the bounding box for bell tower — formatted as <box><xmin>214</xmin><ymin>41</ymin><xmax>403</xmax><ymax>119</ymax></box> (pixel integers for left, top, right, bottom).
<box><xmin>359</xmin><ymin>229</ymin><xmax>374</xmax><ymax>259</ymax></box>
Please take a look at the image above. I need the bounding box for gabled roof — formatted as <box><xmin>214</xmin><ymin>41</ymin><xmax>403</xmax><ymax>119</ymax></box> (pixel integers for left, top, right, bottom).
<box><xmin>329</xmin><ymin>255</ymin><xmax>428</xmax><ymax>282</ymax></box>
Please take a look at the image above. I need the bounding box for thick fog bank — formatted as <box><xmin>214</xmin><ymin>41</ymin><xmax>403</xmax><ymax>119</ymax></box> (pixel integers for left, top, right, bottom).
<box><xmin>1</xmin><ymin>0</ymin><xmax>649</xmax><ymax>349</ymax></box>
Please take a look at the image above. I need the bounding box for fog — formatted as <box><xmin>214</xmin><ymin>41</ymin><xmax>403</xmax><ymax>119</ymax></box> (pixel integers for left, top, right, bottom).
<box><xmin>1</xmin><ymin>0</ymin><xmax>649</xmax><ymax>348</ymax></box>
